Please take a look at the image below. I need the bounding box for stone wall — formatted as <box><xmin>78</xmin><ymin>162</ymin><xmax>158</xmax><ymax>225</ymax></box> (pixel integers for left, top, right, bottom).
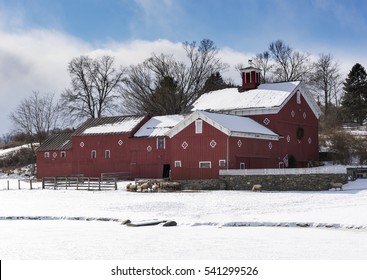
<box><xmin>178</xmin><ymin>173</ymin><xmax>348</xmax><ymax>191</ymax></box>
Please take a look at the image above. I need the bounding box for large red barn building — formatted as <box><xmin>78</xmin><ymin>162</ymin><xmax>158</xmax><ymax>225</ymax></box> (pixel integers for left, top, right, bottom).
<box><xmin>36</xmin><ymin>67</ymin><xmax>321</xmax><ymax>180</ymax></box>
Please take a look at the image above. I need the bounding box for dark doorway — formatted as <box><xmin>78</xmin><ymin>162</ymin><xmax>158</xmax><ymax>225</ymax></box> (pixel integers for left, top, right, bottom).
<box><xmin>162</xmin><ymin>164</ymin><xmax>171</xmax><ymax>178</ymax></box>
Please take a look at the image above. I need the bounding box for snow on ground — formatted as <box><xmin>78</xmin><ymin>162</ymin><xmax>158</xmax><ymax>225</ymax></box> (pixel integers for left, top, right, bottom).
<box><xmin>0</xmin><ymin>177</ymin><xmax>367</xmax><ymax>259</ymax></box>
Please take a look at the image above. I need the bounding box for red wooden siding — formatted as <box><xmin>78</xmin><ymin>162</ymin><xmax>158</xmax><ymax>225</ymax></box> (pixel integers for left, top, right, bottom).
<box><xmin>36</xmin><ymin>150</ymin><xmax>73</xmax><ymax>178</ymax></box>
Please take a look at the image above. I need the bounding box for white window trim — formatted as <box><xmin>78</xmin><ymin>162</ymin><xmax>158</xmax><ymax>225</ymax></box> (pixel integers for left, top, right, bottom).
<box><xmin>60</xmin><ymin>151</ymin><xmax>66</xmax><ymax>158</ymax></box>
<box><xmin>91</xmin><ymin>150</ymin><xmax>97</xmax><ymax>159</ymax></box>
<box><xmin>240</xmin><ymin>162</ymin><xmax>245</xmax><ymax>169</ymax></box>
<box><xmin>199</xmin><ymin>161</ymin><xmax>211</xmax><ymax>168</ymax></box>
<box><xmin>195</xmin><ymin>119</ymin><xmax>203</xmax><ymax>134</ymax></box>
<box><xmin>174</xmin><ymin>160</ymin><xmax>182</xmax><ymax>168</ymax></box>
<box><xmin>105</xmin><ymin>150</ymin><xmax>110</xmax><ymax>159</ymax></box>
<box><xmin>219</xmin><ymin>159</ymin><xmax>226</xmax><ymax>167</ymax></box>
<box><xmin>297</xmin><ymin>90</ymin><xmax>301</xmax><ymax>104</ymax></box>
<box><xmin>157</xmin><ymin>137</ymin><xmax>165</xmax><ymax>149</ymax></box>
<box><xmin>44</xmin><ymin>152</ymin><xmax>49</xmax><ymax>158</ymax></box>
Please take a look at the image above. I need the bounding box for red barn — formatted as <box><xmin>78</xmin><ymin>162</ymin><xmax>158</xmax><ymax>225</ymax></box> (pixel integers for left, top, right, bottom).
<box><xmin>192</xmin><ymin>67</ymin><xmax>321</xmax><ymax>168</ymax></box>
<box><xmin>167</xmin><ymin>111</ymin><xmax>280</xmax><ymax>180</ymax></box>
<box><xmin>36</xmin><ymin>67</ymin><xmax>321</xmax><ymax>180</ymax></box>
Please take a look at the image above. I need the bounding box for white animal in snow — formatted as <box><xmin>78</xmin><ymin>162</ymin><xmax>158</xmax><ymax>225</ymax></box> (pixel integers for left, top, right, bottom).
<box><xmin>252</xmin><ymin>184</ymin><xmax>262</xmax><ymax>192</ymax></box>
<box><xmin>330</xmin><ymin>182</ymin><xmax>343</xmax><ymax>191</ymax></box>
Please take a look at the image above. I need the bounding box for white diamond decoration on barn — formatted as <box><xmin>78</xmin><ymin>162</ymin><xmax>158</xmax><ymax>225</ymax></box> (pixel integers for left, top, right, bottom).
<box><xmin>181</xmin><ymin>141</ymin><xmax>188</xmax><ymax>150</ymax></box>
<box><xmin>210</xmin><ymin>140</ymin><xmax>217</xmax><ymax>148</ymax></box>
<box><xmin>146</xmin><ymin>145</ymin><xmax>152</xmax><ymax>152</ymax></box>
<box><xmin>287</xmin><ymin>135</ymin><xmax>291</xmax><ymax>142</ymax></box>
<box><xmin>263</xmin><ymin>118</ymin><xmax>270</xmax><ymax>125</ymax></box>
<box><xmin>53</xmin><ymin>152</ymin><xmax>57</xmax><ymax>158</ymax></box>
<box><xmin>308</xmin><ymin>137</ymin><xmax>312</xmax><ymax>144</ymax></box>
<box><xmin>303</xmin><ymin>112</ymin><xmax>307</xmax><ymax>119</ymax></box>
<box><xmin>268</xmin><ymin>142</ymin><xmax>273</xmax><ymax>150</ymax></box>
<box><xmin>291</xmin><ymin>110</ymin><xmax>295</xmax><ymax>118</ymax></box>
<box><xmin>237</xmin><ymin>140</ymin><xmax>242</xmax><ymax>148</ymax></box>
<box><xmin>80</xmin><ymin>142</ymin><xmax>85</xmax><ymax>148</ymax></box>
<box><xmin>118</xmin><ymin>139</ymin><xmax>123</xmax><ymax>146</ymax></box>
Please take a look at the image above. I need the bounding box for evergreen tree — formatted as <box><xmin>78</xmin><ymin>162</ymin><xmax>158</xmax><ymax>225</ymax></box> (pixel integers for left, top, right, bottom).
<box><xmin>201</xmin><ymin>72</ymin><xmax>234</xmax><ymax>94</ymax></box>
<box><xmin>341</xmin><ymin>63</ymin><xmax>367</xmax><ymax>125</ymax></box>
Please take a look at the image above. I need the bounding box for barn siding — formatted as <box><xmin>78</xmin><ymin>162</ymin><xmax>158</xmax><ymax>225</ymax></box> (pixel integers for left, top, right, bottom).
<box><xmin>36</xmin><ymin>150</ymin><xmax>73</xmax><ymax>178</ymax></box>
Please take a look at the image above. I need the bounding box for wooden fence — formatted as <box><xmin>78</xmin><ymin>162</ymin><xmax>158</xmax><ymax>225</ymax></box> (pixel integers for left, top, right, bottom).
<box><xmin>1</xmin><ymin>179</ymin><xmax>36</xmax><ymax>190</ymax></box>
<box><xmin>42</xmin><ymin>176</ymin><xmax>117</xmax><ymax>190</ymax></box>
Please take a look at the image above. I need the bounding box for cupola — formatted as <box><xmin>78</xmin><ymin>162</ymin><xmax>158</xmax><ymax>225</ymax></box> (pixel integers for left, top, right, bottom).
<box><xmin>240</xmin><ymin>61</ymin><xmax>261</xmax><ymax>90</ymax></box>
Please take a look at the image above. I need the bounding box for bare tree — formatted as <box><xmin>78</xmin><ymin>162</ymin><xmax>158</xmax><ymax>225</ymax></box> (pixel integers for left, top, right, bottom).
<box><xmin>251</xmin><ymin>51</ymin><xmax>272</xmax><ymax>83</ymax></box>
<box><xmin>10</xmin><ymin>91</ymin><xmax>60</xmax><ymax>149</ymax></box>
<box><xmin>268</xmin><ymin>40</ymin><xmax>311</xmax><ymax>82</ymax></box>
<box><xmin>121</xmin><ymin>39</ymin><xmax>228</xmax><ymax>115</ymax></box>
<box><xmin>61</xmin><ymin>55</ymin><xmax>125</xmax><ymax>121</ymax></box>
<box><xmin>310</xmin><ymin>53</ymin><xmax>342</xmax><ymax>115</ymax></box>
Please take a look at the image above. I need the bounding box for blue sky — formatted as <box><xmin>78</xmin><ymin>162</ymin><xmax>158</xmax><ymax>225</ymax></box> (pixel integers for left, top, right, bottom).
<box><xmin>1</xmin><ymin>0</ymin><xmax>367</xmax><ymax>135</ymax></box>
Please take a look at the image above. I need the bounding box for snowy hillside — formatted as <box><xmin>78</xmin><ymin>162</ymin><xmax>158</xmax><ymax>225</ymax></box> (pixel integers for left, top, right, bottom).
<box><xmin>0</xmin><ymin>144</ymin><xmax>34</xmax><ymax>158</ymax></box>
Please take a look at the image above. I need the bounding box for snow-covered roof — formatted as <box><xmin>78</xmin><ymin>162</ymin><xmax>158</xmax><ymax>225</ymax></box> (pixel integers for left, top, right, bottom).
<box><xmin>73</xmin><ymin>116</ymin><xmax>146</xmax><ymax>135</ymax></box>
<box><xmin>134</xmin><ymin>115</ymin><xmax>186</xmax><ymax>137</ymax></box>
<box><xmin>192</xmin><ymin>81</ymin><xmax>300</xmax><ymax>112</ymax></box>
<box><xmin>167</xmin><ymin>111</ymin><xmax>280</xmax><ymax>140</ymax></box>
<box><xmin>192</xmin><ymin>81</ymin><xmax>321</xmax><ymax>119</ymax></box>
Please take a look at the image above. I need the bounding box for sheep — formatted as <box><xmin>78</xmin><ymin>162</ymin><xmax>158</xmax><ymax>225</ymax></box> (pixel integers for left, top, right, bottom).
<box><xmin>330</xmin><ymin>182</ymin><xmax>343</xmax><ymax>191</ymax></box>
<box><xmin>126</xmin><ymin>183</ymin><xmax>137</xmax><ymax>192</ymax></box>
<box><xmin>252</xmin><ymin>184</ymin><xmax>262</xmax><ymax>192</ymax></box>
<box><xmin>139</xmin><ymin>182</ymin><xmax>151</xmax><ymax>192</ymax></box>
<box><xmin>151</xmin><ymin>183</ymin><xmax>159</xmax><ymax>192</ymax></box>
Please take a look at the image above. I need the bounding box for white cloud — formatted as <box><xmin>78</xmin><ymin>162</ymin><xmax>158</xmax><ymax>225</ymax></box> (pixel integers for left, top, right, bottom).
<box><xmin>0</xmin><ymin>24</ymin><xmax>249</xmax><ymax>135</ymax></box>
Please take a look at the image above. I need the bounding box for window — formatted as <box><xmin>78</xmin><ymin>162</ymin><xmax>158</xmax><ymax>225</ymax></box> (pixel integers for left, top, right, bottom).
<box><xmin>297</xmin><ymin>90</ymin><xmax>301</xmax><ymax>104</ymax></box>
<box><xmin>195</xmin><ymin>119</ymin><xmax>203</xmax><ymax>134</ymax></box>
<box><xmin>91</xmin><ymin>150</ymin><xmax>96</xmax><ymax>159</ymax></box>
<box><xmin>44</xmin><ymin>152</ymin><xmax>49</xmax><ymax>158</ymax></box>
<box><xmin>219</xmin><ymin>160</ymin><xmax>226</xmax><ymax>167</ymax></box>
<box><xmin>157</xmin><ymin>137</ymin><xmax>165</xmax><ymax>149</ymax></box>
<box><xmin>175</xmin><ymin>161</ymin><xmax>182</xmax><ymax>168</ymax></box>
<box><xmin>240</xmin><ymin>162</ymin><xmax>245</xmax><ymax>169</ymax></box>
<box><xmin>199</xmin><ymin>161</ymin><xmax>211</xmax><ymax>168</ymax></box>
<box><xmin>105</xmin><ymin>150</ymin><xmax>110</xmax><ymax>159</ymax></box>
<box><xmin>60</xmin><ymin>151</ymin><xmax>66</xmax><ymax>158</ymax></box>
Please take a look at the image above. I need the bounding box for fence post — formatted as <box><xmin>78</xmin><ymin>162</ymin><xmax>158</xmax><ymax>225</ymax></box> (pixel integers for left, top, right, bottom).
<box><xmin>54</xmin><ymin>177</ymin><xmax>57</xmax><ymax>190</ymax></box>
<box><xmin>114</xmin><ymin>178</ymin><xmax>117</xmax><ymax>190</ymax></box>
<box><xmin>42</xmin><ymin>178</ymin><xmax>45</xmax><ymax>189</ymax></box>
<box><xmin>30</xmin><ymin>179</ymin><xmax>33</xmax><ymax>190</ymax></box>
<box><xmin>87</xmin><ymin>177</ymin><xmax>90</xmax><ymax>191</ymax></box>
<box><xmin>76</xmin><ymin>177</ymin><xmax>79</xmax><ymax>190</ymax></box>
<box><xmin>18</xmin><ymin>179</ymin><xmax>21</xmax><ymax>190</ymax></box>
<box><xmin>7</xmin><ymin>180</ymin><xmax>9</xmax><ymax>190</ymax></box>
<box><xmin>99</xmin><ymin>178</ymin><xmax>101</xmax><ymax>191</ymax></box>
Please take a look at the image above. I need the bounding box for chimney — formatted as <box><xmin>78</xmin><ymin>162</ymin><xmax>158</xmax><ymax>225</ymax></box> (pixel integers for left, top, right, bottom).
<box><xmin>240</xmin><ymin>62</ymin><xmax>261</xmax><ymax>90</ymax></box>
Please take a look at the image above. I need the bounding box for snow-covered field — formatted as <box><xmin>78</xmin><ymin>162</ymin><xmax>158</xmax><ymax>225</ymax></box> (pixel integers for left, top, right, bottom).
<box><xmin>0</xmin><ymin>176</ymin><xmax>367</xmax><ymax>259</ymax></box>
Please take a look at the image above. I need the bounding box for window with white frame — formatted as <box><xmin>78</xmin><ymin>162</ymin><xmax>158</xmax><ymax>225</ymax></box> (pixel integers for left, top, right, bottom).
<box><xmin>199</xmin><ymin>161</ymin><xmax>211</xmax><ymax>168</ymax></box>
<box><xmin>195</xmin><ymin>119</ymin><xmax>203</xmax><ymax>134</ymax></box>
<box><xmin>157</xmin><ymin>137</ymin><xmax>165</xmax><ymax>149</ymax></box>
<box><xmin>91</xmin><ymin>150</ymin><xmax>97</xmax><ymax>159</ymax></box>
<box><xmin>297</xmin><ymin>90</ymin><xmax>301</xmax><ymax>104</ymax></box>
<box><xmin>219</xmin><ymin>159</ymin><xmax>226</xmax><ymax>167</ymax></box>
<box><xmin>240</xmin><ymin>162</ymin><xmax>245</xmax><ymax>169</ymax></box>
<box><xmin>105</xmin><ymin>150</ymin><xmax>110</xmax><ymax>159</ymax></box>
<box><xmin>60</xmin><ymin>151</ymin><xmax>66</xmax><ymax>158</ymax></box>
<box><xmin>44</xmin><ymin>152</ymin><xmax>49</xmax><ymax>158</ymax></box>
<box><xmin>174</xmin><ymin>161</ymin><xmax>182</xmax><ymax>167</ymax></box>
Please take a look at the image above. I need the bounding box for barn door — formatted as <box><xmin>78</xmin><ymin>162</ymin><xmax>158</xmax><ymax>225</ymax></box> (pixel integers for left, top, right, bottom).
<box><xmin>162</xmin><ymin>164</ymin><xmax>171</xmax><ymax>178</ymax></box>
